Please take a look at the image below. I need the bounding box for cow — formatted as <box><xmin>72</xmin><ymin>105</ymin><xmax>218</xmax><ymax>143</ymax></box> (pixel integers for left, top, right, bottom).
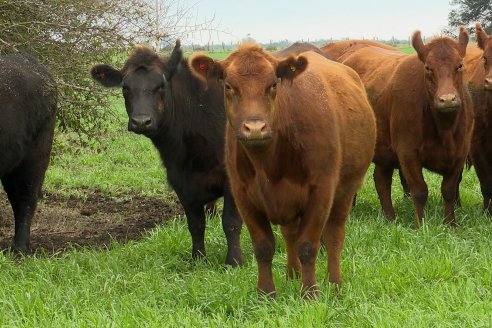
<box><xmin>464</xmin><ymin>23</ymin><xmax>492</xmax><ymax>216</ymax></box>
<box><xmin>274</xmin><ymin>42</ymin><xmax>336</xmax><ymax>61</ymax></box>
<box><xmin>321</xmin><ymin>39</ymin><xmax>398</xmax><ymax>60</ymax></box>
<box><xmin>90</xmin><ymin>41</ymin><xmax>244</xmax><ymax>267</ymax></box>
<box><xmin>189</xmin><ymin>44</ymin><xmax>376</xmax><ymax>299</ymax></box>
<box><xmin>330</xmin><ymin>28</ymin><xmax>473</xmax><ymax>226</ymax></box>
<box><xmin>0</xmin><ymin>54</ymin><xmax>57</xmax><ymax>252</ymax></box>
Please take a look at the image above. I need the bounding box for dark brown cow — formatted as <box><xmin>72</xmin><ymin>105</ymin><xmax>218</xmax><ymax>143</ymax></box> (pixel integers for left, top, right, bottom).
<box><xmin>321</xmin><ymin>39</ymin><xmax>397</xmax><ymax>59</ymax></box>
<box><xmin>189</xmin><ymin>45</ymin><xmax>376</xmax><ymax>298</ymax></box>
<box><xmin>464</xmin><ymin>23</ymin><xmax>492</xmax><ymax>215</ymax></box>
<box><xmin>333</xmin><ymin>28</ymin><xmax>473</xmax><ymax>225</ymax></box>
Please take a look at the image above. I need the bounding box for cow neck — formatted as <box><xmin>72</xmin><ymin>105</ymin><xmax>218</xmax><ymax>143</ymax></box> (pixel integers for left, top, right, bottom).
<box><xmin>237</xmin><ymin>129</ymin><xmax>302</xmax><ymax>179</ymax></box>
<box><xmin>426</xmin><ymin>99</ymin><xmax>467</xmax><ymax>152</ymax></box>
<box><xmin>151</xmin><ymin>59</ymin><xmax>223</xmax><ymax>161</ymax></box>
<box><xmin>486</xmin><ymin>91</ymin><xmax>492</xmax><ymax>123</ymax></box>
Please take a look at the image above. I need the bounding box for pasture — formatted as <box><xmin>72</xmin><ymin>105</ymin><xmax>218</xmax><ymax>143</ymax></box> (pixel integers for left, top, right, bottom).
<box><xmin>1</xmin><ymin>47</ymin><xmax>492</xmax><ymax>327</ymax></box>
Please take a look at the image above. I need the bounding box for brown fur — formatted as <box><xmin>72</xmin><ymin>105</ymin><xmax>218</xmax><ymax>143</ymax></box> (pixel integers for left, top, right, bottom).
<box><xmin>334</xmin><ymin>29</ymin><xmax>473</xmax><ymax>225</ymax></box>
<box><xmin>321</xmin><ymin>39</ymin><xmax>398</xmax><ymax>59</ymax></box>
<box><xmin>464</xmin><ymin>23</ymin><xmax>492</xmax><ymax>215</ymax></box>
<box><xmin>189</xmin><ymin>45</ymin><xmax>376</xmax><ymax>298</ymax></box>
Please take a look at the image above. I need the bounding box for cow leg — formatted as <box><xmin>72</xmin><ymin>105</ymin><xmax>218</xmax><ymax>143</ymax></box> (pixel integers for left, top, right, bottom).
<box><xmin>322</xmin><ymin>191</ymin><xmax>353</xmax><ymax>288</ymax></box>
<box><xmin>247</xmin><ymin>217</ymin><xmax>276</xmax><ymax>297</ymax></box>
<box><xmin>181</xmin><ymin>202</ymin><xmax>207</xmax><ymax>260</ymax></box>
<box><xmin>2</xmin><ymin>124</ymin><xmax>53</xmax><ymax>253</ymax></box>
<box><xmin>221</xmin><ymin>188</ymin><xmax>243</xmax><ymax>267</ymax></box>
<box><xmin>374</xmin><ymin>164</ymin><xmax>396</xmax><ymax>220</ymax></box>
<box><xmin>399</xmin><ymin>170</ymin><xmax>411</xmax><ymax>197</ymax></box>
<box><xmin>441</xmin><ymin>161</ymin><xmax>466</xmax><ymax>226</ymax></box>
<box><xmin>280</xmin><ymin>219</ymin><xmax>301</xmax><ymax>279</ymax></box>
<box><xmin>2</xmin><ymin>173</ymin><xmax>38</xmax><ymax>253</ymax></box>
<box><xmin>399</xmin><ymin>160</ymin><xmax>428</xmax><ymax>225</ymax></box>
<box><xmin>296</xmin><ymin>186</ymin><xmax>334</xmax><ymax>299</ymax></box>
<box><xmin>472</xmin><ymin>153</ymin><xmax>492</xmax><ymax>216</ymax></box>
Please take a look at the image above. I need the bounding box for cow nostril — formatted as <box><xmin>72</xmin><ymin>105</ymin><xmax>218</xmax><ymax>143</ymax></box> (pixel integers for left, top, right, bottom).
<box><xmin>143</xmin><ymin>118</ymin><xmax>152</xmax><ymax>127</ymax></box>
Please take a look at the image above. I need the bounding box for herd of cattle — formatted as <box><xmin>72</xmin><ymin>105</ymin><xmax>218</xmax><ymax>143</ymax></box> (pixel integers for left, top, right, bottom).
<box><xmin>1</xmin><ymin>23</ymin><xmax>491</xmax><ymax>299</ymax></box>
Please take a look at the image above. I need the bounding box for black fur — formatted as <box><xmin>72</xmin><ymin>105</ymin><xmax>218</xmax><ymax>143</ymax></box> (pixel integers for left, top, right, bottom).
<box><xmin>0</xmin><ymin>54</ymin><xmax>57</xmax><ymax>252</ymax></box>
<box><xmin>91</xmin><ymin>42</ymin><xmax>243</xmax><ymax>266</ymax></box>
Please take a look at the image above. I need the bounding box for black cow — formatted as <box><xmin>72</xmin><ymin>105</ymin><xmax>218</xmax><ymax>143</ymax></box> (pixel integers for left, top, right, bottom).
<box><xmin>1</xmin><ymin>54</ymin><xmax>57</xmax><ymax>252</ymax></box>
<box><xmin>90</xmin><ymin>41</ymin><xmax>243</xmax><ymax>266</ymax></box>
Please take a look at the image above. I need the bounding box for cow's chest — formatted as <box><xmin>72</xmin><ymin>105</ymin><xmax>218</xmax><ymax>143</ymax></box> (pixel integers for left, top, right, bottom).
<box><xmin>244</xmin><ymin>173</ymin><xmax>309</xmax><ymax>225</ymax></box>
<box><xmin>420</xmin><ymin>138</ymin><xmax>461</xmax><ymax>174</ymax></box>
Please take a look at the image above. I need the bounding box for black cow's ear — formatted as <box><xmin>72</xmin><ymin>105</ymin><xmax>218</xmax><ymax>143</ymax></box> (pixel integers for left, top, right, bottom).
<box><xmin>276</xmin><ymin>55</ymin><xmax>308</xmax><ymax>81</ymax></box>
<box><xmin>90</xmin><ymin>64</ymin><xmax>123</xmax><ymax>87</ymax></box>
<box><xmin>189</xmin><ymin>54</ymin><xmax>223</xmax><ymax>84</ymax></box>
<box><xmin>165</xmin><ymin>39</ymin><xmax>182</xmax><ymax>81</ymax></box>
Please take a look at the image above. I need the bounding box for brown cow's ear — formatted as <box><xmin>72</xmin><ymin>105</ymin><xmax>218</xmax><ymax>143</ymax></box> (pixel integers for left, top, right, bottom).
<box><xmin>412</xmin><ymin>30</ymin><xmax>427</xmax><ymax>62</ymax></box>
<box><xmin>189</xmin><ymin>54</ymin><xmax>223</xmax><ymax>84</ymax></box>
<box><xmin>458</xmin><ymin>26</ymin><xmax>469</xmax><ymax>57</ymax></box>
<box><xmin>90</xmin><ymin>64</ymin><xmax>123</xmax><ymax>88</ymax></box>
<box><xmin>276</xmin><ymin>55</ymin><xmax>308</xmax><ymax>81</ymax></box>
<box><xmin>476</xmin><ymin>23</ymin><xmax>489</xmax><ymax>50</ymax></box>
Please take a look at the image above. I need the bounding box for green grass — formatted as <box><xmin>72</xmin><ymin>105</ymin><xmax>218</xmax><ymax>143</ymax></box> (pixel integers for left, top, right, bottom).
<box><xmin>2</xmin><ymin>162</ymin><xmax>492</xmax><ymax>326</ymax></box>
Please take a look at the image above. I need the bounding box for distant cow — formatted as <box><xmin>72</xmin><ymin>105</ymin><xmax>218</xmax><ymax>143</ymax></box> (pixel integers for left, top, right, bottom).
<box><xmin>332</xmin><ymin>28</ymin><xmax>473</xmax><ymax>225</ymax></box>
<box><xmin>321</xmin><ymin>39</ymin><xmax>398</xmax><ymax>59</ymax></box>
<box><xmin>0</xmin><ymin>54</ymin><xmax>57</xmax><ymax>252</ymax></box>
<box><xmin>90</xmin><ymin>41</ymin><xmax>243</xmax><ymax>266</ymax></box>
<box><xmin>464</xmin><ymin>23</ymin><xmax>492</xmax><ymax>216</ymax></box>
<box><xmin>190</xmin><ymin>45</ymin><xmax>376</xmax><ymax>298</ymax></box>
<box><xmin>274</xmin><ymin>42</ymin><xmax>336</xmax><ymax>61</ymax></box>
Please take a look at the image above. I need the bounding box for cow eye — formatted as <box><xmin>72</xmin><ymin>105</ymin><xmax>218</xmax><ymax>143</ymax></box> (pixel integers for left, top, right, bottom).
<box><xmin>456</xmin><ymin>63</ymin><xmax>464</xmax><ymax>71</ymax></box>
<box><xmin>424</xmin><ymin>65</ymin><xmax>432</xmax><ymax>72</ymax></box>
<box><xmin>484</xmin><ymin>57</ymin><xmax>488</xmax><ymax>65</ymax></box>
<box><xmin>224</xmin><ymin>82</ymin><xmax>235</xmax><ymax>93</ymax></box>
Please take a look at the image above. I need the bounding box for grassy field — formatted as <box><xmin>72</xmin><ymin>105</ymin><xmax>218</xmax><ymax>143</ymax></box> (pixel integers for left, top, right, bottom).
<box><xmin>3</xmin><ymin>45</ymin><xmax>492</xmax><ymax>327</ymax></box>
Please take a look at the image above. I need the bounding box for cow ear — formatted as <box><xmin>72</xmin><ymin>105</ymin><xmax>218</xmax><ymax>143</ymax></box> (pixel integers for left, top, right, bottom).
<box><xmin>458</xmin><ymin>26</ymin><xmax>469</xmax><ymax>57</ymax></box>
<box><xmin>276</xmin><ymin>55</ymin><xmax>308</xmax><ymax>81</ymax></box>
<box><xmin>90</xmin><ymin>64</ymin><xmax>122</xmax><ymax>87</ymax></box>
<box><xmin>412</xmin><ymin>30</ymin><xmax>427</xmax><ymax>62</ymax></box>
<box><xmin>165</xmin><ymin>39</ymin><xmax>182</xmax><ymax>81</ymax></box>
<box><xmin>189</xmin><ymin>54</ymin><xmax>222</xmax><ymax>83</ymax></box>
<box><xmin>476</xmin><ymin>23</ymin><xmax>488</xmax><ymax>50</ymax></box>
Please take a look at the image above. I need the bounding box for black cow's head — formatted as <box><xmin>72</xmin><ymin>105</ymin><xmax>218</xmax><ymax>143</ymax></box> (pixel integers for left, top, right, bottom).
<box><xmin>91</xmin><ymin>40</ymin><xmax>182</xmax><ymax>137</ymax></box>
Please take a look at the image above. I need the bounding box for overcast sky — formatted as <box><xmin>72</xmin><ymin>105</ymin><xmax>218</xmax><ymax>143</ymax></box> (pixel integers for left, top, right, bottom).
<box><xmin>180</xmin><ymin>0</ymin><xmax>455</xmax><ymax>44</ymax></box>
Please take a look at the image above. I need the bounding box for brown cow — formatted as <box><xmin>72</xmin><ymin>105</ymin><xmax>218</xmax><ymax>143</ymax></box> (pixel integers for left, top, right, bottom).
<box><xmin>189</xmin><ymin>45</ymin><xmax>376</xmax><ymax>298</ymax></box>
<box><xmin>334</xmin><ymin>28</ymin><xmax>473</xmax><ymax>225</ymax></box>
<box><xmin>321</xmin><ymin>39</ymin><xmax>397</xmax><ymax>59</ymax></box>
<box><xmin>464</xmin><ymin>23</ymin><xmax>492</xmax><ymax>216</ymax></box>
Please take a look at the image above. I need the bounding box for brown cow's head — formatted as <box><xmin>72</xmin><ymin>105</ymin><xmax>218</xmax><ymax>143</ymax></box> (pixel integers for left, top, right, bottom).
<box><xmin>412</xmin><ymin>27</ymin><xmax>469</xmax><ymax>112</ymax></box>
<box><xmin>189</xmin><ymin>45</ymin><xmax>307</xmax><ymax>147</ymax></box>
<box><xmin>90</xmin><ymin>41</ymin><xmax>182</xmax><ymax>136</ymax></box>
<box><xmin>476</xmin><ymin>23</ymin><xmax>492</xmax><ymax>91</ymax></box>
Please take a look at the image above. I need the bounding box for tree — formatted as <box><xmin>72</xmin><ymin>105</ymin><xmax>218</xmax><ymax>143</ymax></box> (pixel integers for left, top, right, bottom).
<box><xmin>448</xmin><ymin>0</ymin><xmax>492</xmax><ymax>33</ymax></box>
<box><xmin>0</xmin><ymin>0</ymin><xmax>213</xmax><ymax>142</ymax></box>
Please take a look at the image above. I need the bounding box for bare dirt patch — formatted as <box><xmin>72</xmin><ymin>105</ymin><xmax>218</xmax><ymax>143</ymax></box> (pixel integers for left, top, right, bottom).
<box><xmin>0</xmin><ymin>190</ymin><xmax>184</xmax><ymax>254</ymax></box>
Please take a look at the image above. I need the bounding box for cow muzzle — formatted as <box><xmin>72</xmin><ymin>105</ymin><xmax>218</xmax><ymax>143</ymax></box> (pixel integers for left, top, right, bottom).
<box><xmin>128</xmin><ymin>115</ymin><xmax>155</xmax><ymax>135</ymax></box>
<box><xmin>237</xmin><ymin>118</ymin><xmax>272</xmax><ymax>145</ymax></box>
<box><xmin>485</xmin><ymin>77</ymin><xmax>492</xmax><ymax>91</ymax></box>
<box><xmin>435</xmin><ymin>93</ymin><xmax>461</xmax><ymax>112</ymax></box>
